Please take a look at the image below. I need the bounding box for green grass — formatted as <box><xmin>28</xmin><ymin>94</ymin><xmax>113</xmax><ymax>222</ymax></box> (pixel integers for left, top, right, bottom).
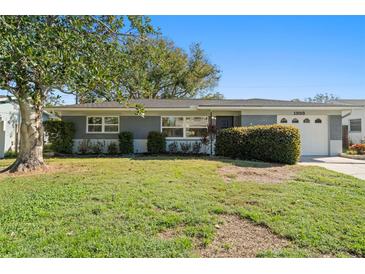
<box><xmin>0</xmin><ymin>156</ymin><xmax>364</xmax><ymax>257</ymax></box>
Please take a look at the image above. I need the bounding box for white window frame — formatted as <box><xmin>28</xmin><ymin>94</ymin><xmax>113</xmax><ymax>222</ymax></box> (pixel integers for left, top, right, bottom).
<box><xmin>161</xmin><ymin>116</ymin><xmax>208</xmax><ymax>139</ymax></box>
<box><xmin>86</xmin><ymin>116</ymin><xmax>119</xmax><ymax>134</ymax></box>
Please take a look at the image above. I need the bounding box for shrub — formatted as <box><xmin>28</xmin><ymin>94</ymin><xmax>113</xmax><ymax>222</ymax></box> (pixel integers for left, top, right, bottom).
<box><xmin>119</xmin><ymin>132</ymin><xmax>134</xmax><ymax>154</ymax></box>
<box><xmin>215</xmin><ymin>125</ymin><xmax>301</xmax><ymax>164</ymax></box>
<box><xmin>78</xmin><ymin>139</ymin><xmax>92</xmax><ymax>154</ymax></box>
<box><xmin>168</xmin><ymin>142</ymin><xmax>178</xmax><ymax>154</ymax></box>
<box><xmin>43</xmin><ymin>143</ymin><xmax>53</xmax><ymax>153</ymax></box>
<box><xmin>107</xmin><ymin>142</ymin><xmax>119</xmax><ymax>155</ymax></box>
<box><xmin>44</xmin><ymin>120</ymin><xmax>75</xmax><ymax>153</ymax></box>
<box><xmin>180</xmin><ymin>142</ymin><xmax>191</xmax><ymax>154</ymax></box>
<box><xmin>349</xmin><ymin>144</ymin><xmax>365</xmax><ymax>155</ymax></box>
<box><xmin>4</xmin><ymin>149</ymin><xmax>17</xmax><ymax>158</ymax></box>
<box><xmin>147</xmin><ymin>131</ymin><xmax>166</xmax><ymax>154</ymax></box>
<box><xmin>91</xmin><ymin>141</ymin><xmax>104</xmax><ymax>154</ymax></box>
<box><xmin>192</xmin><ymin>141</ymin><xmax>202</xmax><ymax>154</ymax></box>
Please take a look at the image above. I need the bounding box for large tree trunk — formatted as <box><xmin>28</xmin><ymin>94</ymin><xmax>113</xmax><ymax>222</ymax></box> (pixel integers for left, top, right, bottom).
<box><xmin>8</xmin><ymin>98</ymin><xmax>46</xmax><ymax>173</ymax></box>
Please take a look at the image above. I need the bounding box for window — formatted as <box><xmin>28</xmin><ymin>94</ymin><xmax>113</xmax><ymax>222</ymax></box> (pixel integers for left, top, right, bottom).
<box><xmin>185</xmin><ymin>117</ymin><xmax>208</xmax><ymax>137</ymax></box>
<box><xmin>303</xmin><ymin>118</ymin><xmax>310</xmax><ymax>123</ymax></box>
<box><xmin>161</xmin><ymin>117</ymin><xmax>184</xmax><ymax>137</ymax></box>
<box><xmin>292</xmin><ymin>118</ymin><xmax>299</xmax><ymax>123</ymax></box>
<box><xmin>350</xmin><ymin>119</ymin><xmax>362</xmax><ymax>132</ymax></box>
<box><xmin>315</xmin><ymin>118</ymin><xmax>322</xmax><ymax>124</ymax></box>
<box><xmin>280</xmin><ymin>118</ymin><xmax>287</xmax><ymax>123</ymax></box>
<box><xmin>87</xmin><ymin>116</ymin><xmax>119</xmax><ymax>133</ymax></box>
<box><xmin>161</xmin><ymin>116</ymin><xmax>208</xmax><ymax>138</ymax></box>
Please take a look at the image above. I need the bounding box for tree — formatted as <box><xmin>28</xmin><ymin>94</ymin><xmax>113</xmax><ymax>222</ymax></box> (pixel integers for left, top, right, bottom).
<box><xmin>78</xmin><ymin>38</ymin><xmax>221</xmax><ymax>103</ymax></box>
<box><xmin>0</xmin><ymin>16</ymin><xmax>155</xmax><ymax>172</ymax></box>
<box><xmin>201</xmin><ymin>92</ymin><xmax>224</xmax><ymax>99</ymax></box>
<box><xmin>305</xmin><ymin>93</ymin><xmax>339</xmax><ymax>103</ymax></box>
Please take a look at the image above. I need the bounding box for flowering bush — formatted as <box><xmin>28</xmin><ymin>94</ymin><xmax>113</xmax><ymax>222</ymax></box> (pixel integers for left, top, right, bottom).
<box><xmin>349</xmin><ymin>144</ymin><xmax>365</xmax><ymax>155</ymax></box>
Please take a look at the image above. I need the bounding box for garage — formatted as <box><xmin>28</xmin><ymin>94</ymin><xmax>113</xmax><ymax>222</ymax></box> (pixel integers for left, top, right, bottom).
<box><xmin>277</xmin><ymin>115</ymin><xmax>328</xmax><ymax>156</ymax></box>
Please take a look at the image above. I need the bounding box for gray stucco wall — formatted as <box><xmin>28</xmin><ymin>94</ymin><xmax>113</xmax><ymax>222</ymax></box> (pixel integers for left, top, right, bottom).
<box><xmin>329</xmin><ymin>115</ymin><xmax>342</xmax><ymax>140</ymax></box>
<box><xmin>62</xmin><ymin>115</ymin><xmax>161</xmax><ymax>140</ymax></box>
<box><xmin>120</xmin><ymin>116</ymin><xmax>160</xmax><ymax>139</ymax></box>
<box><xmin>241</xmin><ymin>115</ymin><xmax>277</xmax><ymax>126</ymax></box>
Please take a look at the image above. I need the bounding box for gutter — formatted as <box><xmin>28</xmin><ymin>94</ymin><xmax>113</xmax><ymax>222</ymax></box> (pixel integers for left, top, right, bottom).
<box><xmin>342</xmin><ymin>110</ymin><xmax>353</xmax><ymax>119</ymax></box>
<box><xmin>46</xmin><ymin>106</ymin><xmax>362</xmax><ymax>112</ymax></box>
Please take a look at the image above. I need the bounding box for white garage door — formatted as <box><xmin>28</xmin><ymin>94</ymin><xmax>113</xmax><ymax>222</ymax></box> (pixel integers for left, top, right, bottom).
<box><xmin>277</xmin><ymin>115</ymin><xmax>328</xmax><ymax>156</ymax></box>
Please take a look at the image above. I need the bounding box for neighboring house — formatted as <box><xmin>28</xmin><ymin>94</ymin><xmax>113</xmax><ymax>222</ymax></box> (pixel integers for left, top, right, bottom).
<box><xmin>48</xmin><ymin>98</ymin><xmax>358</xmax><ymax>156</ymax></box>
<box><xmin>0</xmin><ymin>95</ymin><xmax>54</xmax><ymax>159</ymax></box>
<box><xmin>0</xmin><ymin>96</ymin><xmax>20</xmax><ymax>158</ymax></box>
<box><xmin>334</xmin><ymin>99</ymin><xmax>365</xmax><ymax>144</ymax></box>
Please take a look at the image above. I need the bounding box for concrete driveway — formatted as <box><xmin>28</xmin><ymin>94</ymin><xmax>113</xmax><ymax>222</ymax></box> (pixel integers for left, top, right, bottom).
<box><xmin>300</xmin><ymin>156</ymin><xmax>365</xmax><ymax>180</ymax></box>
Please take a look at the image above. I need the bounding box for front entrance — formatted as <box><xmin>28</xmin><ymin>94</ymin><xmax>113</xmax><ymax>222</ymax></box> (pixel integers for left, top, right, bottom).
<box><xmin>216</xmin><ymin>116</ymin><xmax>234</xmax><ymax>130</ymax></box>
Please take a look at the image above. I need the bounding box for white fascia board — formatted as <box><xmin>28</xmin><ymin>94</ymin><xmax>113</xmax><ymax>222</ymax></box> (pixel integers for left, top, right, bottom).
<box><xmin>46</xmin><ymin>107</ymin><xmax>197</xmax><ymax>112</ymax></box>
<box><xmin>46</xmin><ymin>105</ymin><xmax>361</xmax><ymax>113</ymax></box>
<box><xmin>197</xmin><ymin>106</ymin><xmax>362</xmax><ymax>111</ymax></box>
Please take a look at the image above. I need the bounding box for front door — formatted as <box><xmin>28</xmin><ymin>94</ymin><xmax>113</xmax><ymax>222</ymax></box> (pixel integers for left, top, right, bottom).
<box><xmin>216</xmin><ymin>116</ymin><xmax>234</xmax><ymax>130</ymax></box>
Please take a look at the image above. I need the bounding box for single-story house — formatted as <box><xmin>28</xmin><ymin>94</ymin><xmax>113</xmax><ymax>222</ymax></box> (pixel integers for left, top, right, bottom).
<box><xmin>333</xmin><ymin>99</ymin><xmax>365</xmax><ymax>144</ymax></box>
<box><xmin>0</xmin><ymin>95</ymin><xmax>54</xmax><ymax>159</ymax></box>
<box><xmin>48</xmin><ymin>98</ymin><xmax>359</xmax><ymax>156</ymax></box>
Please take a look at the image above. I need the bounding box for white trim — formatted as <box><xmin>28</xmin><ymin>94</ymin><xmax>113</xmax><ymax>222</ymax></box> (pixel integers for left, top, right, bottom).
<box><xmin>161</xmin><ymin>116</ymin><xmax>208</xmax><ymax>139</ymax></box>
<box><xmin>86</xmin><ymin>116</ymin><xmax>119</xmax><ymax>134</ymax></box>
<box><xmin>47</xmin><ymin>106</ymin><xmax>362</xmax><ymax>112</ymax></box>
<box><xmin>202</xmin><ymin>106</ymin><xmax>361</xmax><ymax>111</ymax></box>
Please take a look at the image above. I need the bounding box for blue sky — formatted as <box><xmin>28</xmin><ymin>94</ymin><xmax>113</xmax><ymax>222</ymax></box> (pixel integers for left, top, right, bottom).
<box><xmin>1</xmin><ymin>16</ymin><xmax>364</xmax><ymax>104</ymax></box>
<box><xmin>150</xmin><ymin>16</ymin><xmax>365</xmax><ymax>101</ymax></box>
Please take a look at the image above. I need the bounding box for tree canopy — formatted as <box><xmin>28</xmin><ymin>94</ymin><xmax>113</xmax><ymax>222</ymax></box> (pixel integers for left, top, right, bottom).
<box><xmin>0</xmin><ymin>16</ymin><xmax>155</xmax><ymax>105</ymax></box>
<box><xmin>305</xmin><ymin>92</ymin><xmax>339</xmax><ymax>103</ymax></box>
<box><xmin>0</xmin><ymin>15</ymin><xmax>155</xmax><ymax>172</ymax></box>
<box><xmin>77</xmin><ymin>37</ymin><xmax>221</xmax><ymax>103</ymax></box>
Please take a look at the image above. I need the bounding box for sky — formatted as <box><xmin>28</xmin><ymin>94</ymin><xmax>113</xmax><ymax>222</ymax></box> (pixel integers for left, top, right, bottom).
<box><xmin>150</xmin><ymin>16</ymin><xmax>365</xmax><ymax>101</ymax></box>
<box><xmin>1</xmin><ymin>16</ymin><xmax>364</xmax><ymax>104</ymax></box>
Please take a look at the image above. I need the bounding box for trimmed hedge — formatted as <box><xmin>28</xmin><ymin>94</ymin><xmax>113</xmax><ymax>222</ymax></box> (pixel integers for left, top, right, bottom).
<box><xmin>215</xmin><ymin>125</ymin><xmax>301</xmax><ymax>164</ymax></box>
<box><xmin>44</xmin><ymin>120</ymin><xmax>75</xmax><ymax>154</ymax></box>
<box><xmin>119</xmin><ymin>132</ymin><xmax>134</xmax><ymax>154</ymax></box>
<box><xmin>147</xmin><ymin>131</ymin><xmax>166</xmax><ymax>154</ymax></box>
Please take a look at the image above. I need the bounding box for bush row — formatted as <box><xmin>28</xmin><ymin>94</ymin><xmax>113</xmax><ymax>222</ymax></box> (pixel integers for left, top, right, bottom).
<box><xmin>44</xmin><ymin>120</ymin><xmax>135</xmax><ymax>155</ymax></box>
<box><xmin>77</xmin><ymin>133</ymin><xmax>134</xmax><ymax>155</ymax></box>
<box><xmin>215</xmin><ymin>125</ymin><xmax>301</xmax><ymax>164</ymax></box>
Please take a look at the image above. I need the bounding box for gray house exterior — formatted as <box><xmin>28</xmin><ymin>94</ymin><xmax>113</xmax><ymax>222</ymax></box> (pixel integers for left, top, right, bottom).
<box><xmin>48</xmin><ymin>98</ymin><xmax>359</xmax><ymax>156</ymax></box>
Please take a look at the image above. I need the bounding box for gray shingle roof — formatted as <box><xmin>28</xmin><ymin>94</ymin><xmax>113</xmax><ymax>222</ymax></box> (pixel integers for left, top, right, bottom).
<box><xmin>332</xmin><ymin>99</ymin><xmax>365</xmax><ymax>106</ymax></box>
<box><xmin>51</xmin><ymin>98</ymin><xmax>354</xmax><ymax>109</ymax></box>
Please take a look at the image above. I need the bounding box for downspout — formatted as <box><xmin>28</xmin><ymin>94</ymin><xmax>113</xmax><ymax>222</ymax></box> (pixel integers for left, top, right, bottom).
<box><xmin>209</xmin><ymin>111</ymin><xmax>213</xmax><ymax>156</ymax></box>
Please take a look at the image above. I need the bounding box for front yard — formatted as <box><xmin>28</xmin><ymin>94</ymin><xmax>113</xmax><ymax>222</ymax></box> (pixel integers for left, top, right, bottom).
<box><xmin>0</xmin><ymin>157</ymin><xmax>364</xmax><ymax>257</ymax></box>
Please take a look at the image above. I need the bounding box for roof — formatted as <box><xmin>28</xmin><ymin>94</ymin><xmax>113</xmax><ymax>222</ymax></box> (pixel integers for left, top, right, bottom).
<box><xmin>332</xmin><ymin>99</ymin><xmax>365</xmax><ymax>106</ymax></box>
<box><xmin>49</xmin><ymin>98</ymin><xmax>355</xmax><ymax>110</ymax></box>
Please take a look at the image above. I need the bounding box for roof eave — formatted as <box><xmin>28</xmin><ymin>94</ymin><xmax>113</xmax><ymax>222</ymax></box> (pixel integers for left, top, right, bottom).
<box><xmin>197</xmin><ymin>106</ymin><xmax>361</xmax><ymax>110</ymax></box>
<box><xmin>45</xmin><ymin>107</ymin><xmax>199</xmax><ymax>112</ymax></box>
<box><xmin>46</xmin><ymin>105</ymin><xmax>361</xmax><ymax>112</ymax></box>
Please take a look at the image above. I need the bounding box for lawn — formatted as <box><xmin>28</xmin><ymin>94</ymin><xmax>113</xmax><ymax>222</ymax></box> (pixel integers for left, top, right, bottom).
<box><xmin>0</xmin><ymin>156</ymin><xmax>364</xmax><ymax>258</ymax></box>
